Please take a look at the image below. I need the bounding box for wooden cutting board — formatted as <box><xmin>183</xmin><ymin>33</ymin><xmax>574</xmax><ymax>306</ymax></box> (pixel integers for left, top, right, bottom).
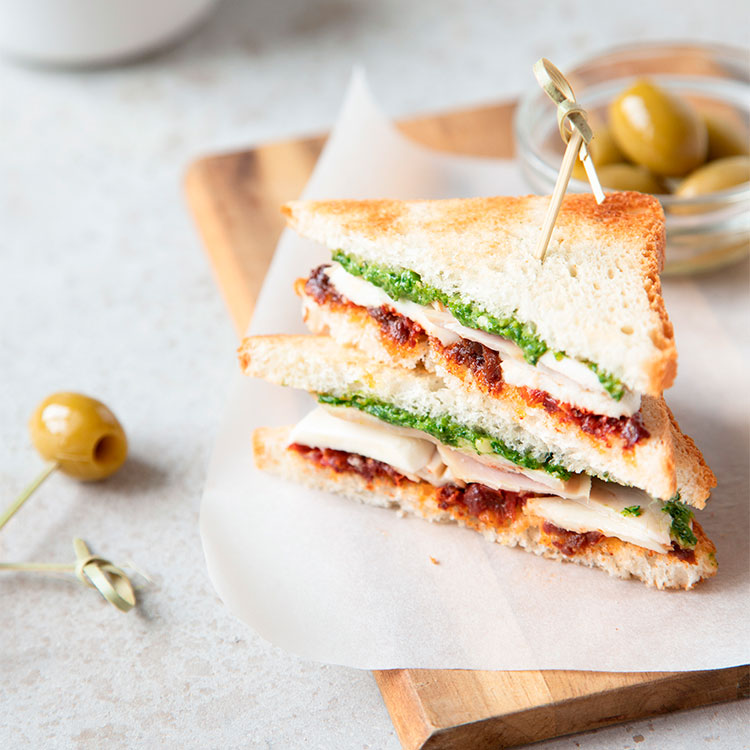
<box><xmin>185</xmin><ymin>100</ymin><xmax>749</xmax><ymax>749</ymax></box>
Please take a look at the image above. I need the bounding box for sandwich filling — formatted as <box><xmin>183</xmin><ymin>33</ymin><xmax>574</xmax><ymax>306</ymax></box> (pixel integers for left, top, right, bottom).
<box><xmin>318</xmin><ymin>255</ymin><xmax>639</xmax><ymax>418</ymax></box>
<box><xmin>288</xmin><ymin>406</ymin><xmax>697</xmax><ymax>557</ymax></box>
<box><xmin>332</xmin><ymin>251</ymin><xmax>631</xmax><ymax>398</ymax></box>
<box><xmin>317</xmin><ymin>393</ymin><xmax>572</xmax><ymax>479</ymax></box>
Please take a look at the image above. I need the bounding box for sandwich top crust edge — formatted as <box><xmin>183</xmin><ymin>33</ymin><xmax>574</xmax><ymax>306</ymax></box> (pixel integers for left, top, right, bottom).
<box><xmin>281</xmin><ymin>192</ymin><xmax>677</xmax><ymax>396</ymax></box>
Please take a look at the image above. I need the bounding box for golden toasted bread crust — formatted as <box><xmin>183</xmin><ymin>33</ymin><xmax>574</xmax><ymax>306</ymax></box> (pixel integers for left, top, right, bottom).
<box><xmin>554</xmin><ymin>193</ymin><xmax>676</xmax><ymax>391</ymax></box>
<box><xmin>664</xmin><ymin>405</ymin><xmax>718</xmax><ymax>507</ymax></box>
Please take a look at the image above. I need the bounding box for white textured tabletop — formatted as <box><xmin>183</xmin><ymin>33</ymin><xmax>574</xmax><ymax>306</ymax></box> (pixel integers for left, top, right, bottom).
<box><xmin>1</xmin><ymin>1</ymin><xmax>748</xmax><ymax>748</ymax></box>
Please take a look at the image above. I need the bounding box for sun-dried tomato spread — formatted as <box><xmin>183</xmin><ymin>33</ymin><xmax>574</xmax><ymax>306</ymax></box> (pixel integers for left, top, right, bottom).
<box><xmin>304</xmin><ymin>264</ymin><xmax>346</xmax><ymax>306</ymax></box>
<box><xmin>668</xmin><ymin>541</ymin><xmax>697</xmax><ymax>564</ymax></box>
<box><xmin>440</xmin><ymin>339</ymin><xmax>504</xmax><ymax>396</ymax></box>
<box><xmin>543</xmin><ymin>521</ymin><xmax>604</xmax><ymax>556</ymax></box>
<box><xmin>291</xmin><ymin>442</ymin><xmax>526</xmax><ymax>527</ymax></box>
<box><xmin>304</xmin><ymin>265</ymin><xmax>424</xmax><ymax>348</ymax></box>
<box><xmin>437</xmin><ymin>483</ymin><xmax>526</xmax><ymax>525</ymax></box>
<box><xmin>289</xmin><ymin>443</ymin><xmax>407</xmax><ymax>484</ymax></box>
<box><xmin>290</xmin><ymin>444</ymin><xmax>694</xmax><ymax>561</ymax></box>
<box><xmin>520</xmin><ymin>388</ymin><xmax>649</xmax><ymax>449</ymax></box>
<box><xmin>368</xmin><ymin>306</ymin><xmax>424</xmax><ymax>347</ymax></box>
<box><xmin>438</xmin><ymin>338</ymin><xmax>647</xmax><ymax>447</ymax></box>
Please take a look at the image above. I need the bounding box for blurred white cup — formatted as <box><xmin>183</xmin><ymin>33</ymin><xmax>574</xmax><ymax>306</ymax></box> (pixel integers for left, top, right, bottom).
<box><xmin>0</xmin><ymin>0</ymin><xmax>222</xmax><ymax>66</ymax></box>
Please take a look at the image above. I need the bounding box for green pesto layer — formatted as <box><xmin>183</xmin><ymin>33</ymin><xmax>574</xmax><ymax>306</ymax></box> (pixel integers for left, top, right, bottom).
<box><xmin>319</xmin><ymin>393</ymin><xmax>572</xmax><ymax>480</ymax></box>
<box><xmin>662</xmin><ymin>497</ymin><xmax>698</xmax><ymax>548</ymax></box>
<box><xmin>332</xmin><ymin>250</ymin><xmax>626</xmax><ymax>401</ymax></box>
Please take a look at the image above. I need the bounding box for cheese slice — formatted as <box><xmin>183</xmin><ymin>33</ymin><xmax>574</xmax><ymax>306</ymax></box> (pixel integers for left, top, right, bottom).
<box><xmin>526</xmin><ymin>482</ymin><xmax>673</xmax><ymax>553</ymax></box>
<box><xmin>323</xmin><ymin>263</ymin><xmax>640</xmax><ymax>418</ymax></box>
<box><xmin>288</xmin><ymin>406</ymin><xmax>436</xmax><ymax>477</ymax></box>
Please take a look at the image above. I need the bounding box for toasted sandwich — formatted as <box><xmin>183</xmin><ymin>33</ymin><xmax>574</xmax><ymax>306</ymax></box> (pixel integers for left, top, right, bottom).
<box><xmin>240</xmin><ymin>193</ymin><xmax>718</xmax><ymax>589</ymax></box>
<box><xmin>240</xmin><ymin>334</ymin><xmax>716</xmax><ymax>589</ymax></box>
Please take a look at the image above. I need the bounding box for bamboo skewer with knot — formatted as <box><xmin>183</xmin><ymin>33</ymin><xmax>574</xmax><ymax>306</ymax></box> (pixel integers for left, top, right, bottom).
<box><xmin>532</xmin><ymin>58</ymin><xmax>606</xmax><ymax>261</ymax></box>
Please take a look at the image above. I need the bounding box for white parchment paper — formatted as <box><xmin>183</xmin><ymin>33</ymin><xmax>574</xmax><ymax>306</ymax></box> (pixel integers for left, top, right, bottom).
<box><xmin>200</xmin><ymin>72</ymin><xmax>750</xmax><ymax>672</ymax></box>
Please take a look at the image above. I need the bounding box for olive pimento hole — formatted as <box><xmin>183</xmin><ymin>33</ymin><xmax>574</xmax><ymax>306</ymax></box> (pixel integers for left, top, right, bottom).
<box><xmin>93</xmin><ymin>434</ymin><xmax>119</xmax><ymax>464</ymax></box>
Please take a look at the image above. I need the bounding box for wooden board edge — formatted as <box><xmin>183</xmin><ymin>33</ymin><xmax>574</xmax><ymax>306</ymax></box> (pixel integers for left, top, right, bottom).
<box><xmin>184</xmin><ymin>137</ymin><xmax>327</xmax><ymax>336</ymax></box>
<box><xmin>379</xmin><ymin>666</ymin><xmax>749</xmax><ymax>749</ymax></box>
<box><xmin>184</xmin><ymin>156</ymin><xmax>256</xmax><ymax>334</ymax></box>
<box><xmin>374</xmin><ymin>670</ymin><xmax>435</xmax><ymax>750</ymax></box>
<box><xmin>185</xmin><ymin>96</ymin><xmax>517</xmax><ymax>171</ymax></box>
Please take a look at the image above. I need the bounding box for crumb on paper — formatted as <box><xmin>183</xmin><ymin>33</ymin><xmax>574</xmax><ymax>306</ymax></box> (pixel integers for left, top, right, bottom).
<box><xmin>430</xmin><ymin>556</ymin><xmax>440</xmax><ymax>565</ymax></box>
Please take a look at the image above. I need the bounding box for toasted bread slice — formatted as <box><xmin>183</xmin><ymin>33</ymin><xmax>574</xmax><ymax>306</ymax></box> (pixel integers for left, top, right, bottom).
<box><xmin>282</xmin><ymin>193</ymin><xmax>675</xmax><ymax>396</ymax></box>
<box><xmin>238</xmin><ymin>335</ymin><xmax>715</xmax><ymax>508</ymax></box>
<box><xmin>253</xmin><ymin>426</ymin><xmax>718</xmax><ymax>590</ymax></box>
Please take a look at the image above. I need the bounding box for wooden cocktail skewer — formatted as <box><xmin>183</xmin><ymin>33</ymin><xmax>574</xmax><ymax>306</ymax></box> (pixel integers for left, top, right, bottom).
<box><xmin>0</xmin><ymin>462</ymin><xmax>57</xmax><ymax>531</ymax></box>
<box><xmin>0</xmin><ymin>537</ymin><xmax>136</xmax><ymax>612</ymax></box>
<box><xmin>533</xmin><ymin>58</ymin><xmax>606</xmax><ymax>261</ymax></box>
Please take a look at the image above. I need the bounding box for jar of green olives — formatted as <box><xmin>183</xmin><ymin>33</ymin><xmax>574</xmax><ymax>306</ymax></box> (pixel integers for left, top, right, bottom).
<box><xmin>516</xmin><ymin>42</ymin><xmax>750</xmax><ymax>274</ymax></box>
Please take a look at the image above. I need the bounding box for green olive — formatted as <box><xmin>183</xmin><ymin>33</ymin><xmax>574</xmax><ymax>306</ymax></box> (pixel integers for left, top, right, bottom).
<box><xmin>675</xmin><ymin>156</ymin><xmax>750</xmax><ymax>198</ymax></box>
<box><xmin>703</xmin><ymin>113</ymin><xmax>749</xmax><ymax>160</ymax></box>
<box><xmin>609</xmin><ymin>79</ymin><xmax>707</xmax><ymax>177</ymax></box>
<box><xmin>29</xmin><ymin>393</ymin><xmax>128</xmax><ymax>481</ymax></box>
<box><xmin>596</xmin><ymin>163</ymin><xmax>669</xmax><ymax>194</ymax></box>
<box><xmin>572</xmin><ymin>126</ymin><xmax>625</xmax><ymax>181</ymax></box>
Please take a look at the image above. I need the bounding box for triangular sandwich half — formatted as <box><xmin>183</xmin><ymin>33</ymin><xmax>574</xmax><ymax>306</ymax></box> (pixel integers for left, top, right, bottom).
<box><xmin>283</xmin><ymin>192</ymin><xmax>677</xmax><ymax>408</ymax></box>
<box><xmin>239</xmin><ymin>334</ymin><xmax>717</xmax><ymax>590</ymax></box>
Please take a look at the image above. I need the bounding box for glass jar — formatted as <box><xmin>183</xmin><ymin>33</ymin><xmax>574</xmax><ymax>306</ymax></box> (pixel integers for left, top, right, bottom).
<box><xmin>515</xmin><ymin>42</ymin><xmax>750</xmax><ymax>274</ymax></box>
